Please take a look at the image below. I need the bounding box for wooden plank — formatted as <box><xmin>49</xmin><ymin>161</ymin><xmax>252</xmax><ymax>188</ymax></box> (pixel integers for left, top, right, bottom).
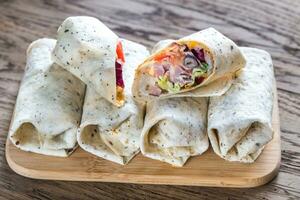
<box><xmin>5</xmin><ymin>90</ymin><xmax>280</xmax><ymax>187</ymax></box>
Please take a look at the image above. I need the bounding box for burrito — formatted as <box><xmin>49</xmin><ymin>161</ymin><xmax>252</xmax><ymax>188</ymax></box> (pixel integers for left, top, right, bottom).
<box><xmin>53</xmin><ymin>16</ymin><xmax>125</xmax><ymax>106</ymax></box>
<box><xmin>141</xmin><ymin>97</ymin><xmax>209</xmax><ymax>167</ymax></box>
<box><xmin>9</xmin><ymin>38</ymin><xmax>85</xmax><ymax>157</ymax></box>
<box><xmin>132</xmin><ymin>28</ymin><xmax>246</xmax><ymax>102</ymax></box>
<box><xmin>208</xmin><ymin>47</ymin><xmax>275</xmax><ymax>163</ymax></box>
<box><xmin>77</xmin><ymin>39</ymin><xmax>149</xmax><ymax>164</ymax></box>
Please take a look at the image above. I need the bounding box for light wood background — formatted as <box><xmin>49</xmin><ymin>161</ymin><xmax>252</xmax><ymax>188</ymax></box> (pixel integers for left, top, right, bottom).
<box><xmin>0</xmin><ymin>0</ymin><xmax>299</xmax><ymax>199</ymax></box>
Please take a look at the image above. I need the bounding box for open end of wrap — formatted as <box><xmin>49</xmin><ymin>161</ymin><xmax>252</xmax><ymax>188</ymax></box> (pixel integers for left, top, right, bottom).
<box><xmin>210</xmin><ymin>122</ymin><xmax>273</xmax><ymax>163</ymax></box>
<box><xmin>136</xmin><ymin>41</ymin><xmax>214</xmax><ymax>98</ymax></box>
<box><xmin>142</xmin><ymin>121</ymin><xmax>197</xmax><ymax>167</ymax></box>
<box><xmin>10</xmin><ymin>123</ymin><xmax>75</xmax><ymax>157</ymax></box>
<box><xmin>78</xmin><ymin>124</ymin><xmax>139</xmax><ymax>165</ymax></box>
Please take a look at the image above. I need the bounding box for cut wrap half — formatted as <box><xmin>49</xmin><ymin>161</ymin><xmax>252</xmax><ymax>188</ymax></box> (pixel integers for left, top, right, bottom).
<box><xmin>132</xmin><ymin>28</ymin><xmax>246</xmax><ymax>102</ymax></box>
<box><xmin>53</xmin><ymin>16</ymin><xmax>125</xmax><ymax>106</ymax></box>
<box><xmin>141</xmin><ymin>97</ymin><xmax>209</xmax><ymax>167</ymax></box>
<box><xmin>77</xmin><ymin>39</ymin><xmax>149</xmax><ymax>164</ymax></box>
<box><xmin>9</xmin><ymin>38</ymin><xmax>85</xmax><ymax>157</ymax></box>
<box><xmin>208</xmin><ymin>47</ymin><xmax>275</xmax><ymax>163</ymax></box>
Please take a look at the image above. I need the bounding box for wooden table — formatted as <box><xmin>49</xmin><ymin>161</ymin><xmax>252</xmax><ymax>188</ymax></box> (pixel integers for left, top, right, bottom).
<box><xmin>0</xmin><ymin>0</ymin><xmax>299</xmax><ymax>199</ymax></box>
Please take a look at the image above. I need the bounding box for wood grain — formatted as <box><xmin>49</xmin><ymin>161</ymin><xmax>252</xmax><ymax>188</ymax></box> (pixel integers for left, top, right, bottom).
<box><xmin>0</xmin><ymin>0</ymin><xmax>299</xmax><ymax>199</ymax></box>
<box><xmin>5</xmin><ymin>90</ymin><xmax>281</xmax><ymax>187</ymax></box>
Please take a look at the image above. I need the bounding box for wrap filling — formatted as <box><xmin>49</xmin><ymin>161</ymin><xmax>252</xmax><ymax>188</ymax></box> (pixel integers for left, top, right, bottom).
<box><xmin>144</xmin><ymin>42</ymin><xmax>212</xmax><ymax>96</ymax></box>
<box><xmin>116</xmin><ymin>41</ymin><xmax>125</xmax><ymax>104</ymax></box>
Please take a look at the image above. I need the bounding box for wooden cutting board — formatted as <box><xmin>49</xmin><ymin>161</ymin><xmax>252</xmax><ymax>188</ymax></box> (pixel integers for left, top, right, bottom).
<box><xmin>5</xmin><ymin>91</ymin><xmax>280</xmax><ymax>188</ymax></box>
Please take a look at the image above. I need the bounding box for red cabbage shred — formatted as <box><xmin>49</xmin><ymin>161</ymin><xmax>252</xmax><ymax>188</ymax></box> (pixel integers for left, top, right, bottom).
<box><xmin>191</xmin><ymin>48</ymin><xmax>205</xmax><ymax>62</ymax></box>
<box><xmin>115</xmin><ymin>61</ymin><xmax>124</xmax><ymax>88</ymax></box>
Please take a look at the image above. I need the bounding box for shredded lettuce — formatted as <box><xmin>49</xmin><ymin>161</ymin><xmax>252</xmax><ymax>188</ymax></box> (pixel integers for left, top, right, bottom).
<box><xmin>201</xmin><ymin>62</ymin><xmax>209</xmax><ymax>71</ymax></box>
<box><xmin>157</xmin><ymin>76</ymin><xmax>169</xmax><ymax>91</ymax></box>
<box><xmin>168</xmin><ymin>82</ymin><xmax>181</xmax><ymax>93</ymax></box>
<box><xmin>192</xmin><ymin>68</ymin><xmax>205</xmax><ymax>79</ymax></box>
<box><xmin>192</xmin><ymin>69</ymin><xmax>204</xmax><ymax>80</ymax></box>
<box><xmin>157</xmin><ymin>76</ymin><xmax>181</xmax><ymax>93</ymax></box>
<box><xmin>191</xmin><ymin>63</ymin><xmax>209</xmax><ymax>85</ymax></box>
<box><xmin>192</xmin><ymin>63</ymin><xmax>208</xmax><ymax>78</ymax></box>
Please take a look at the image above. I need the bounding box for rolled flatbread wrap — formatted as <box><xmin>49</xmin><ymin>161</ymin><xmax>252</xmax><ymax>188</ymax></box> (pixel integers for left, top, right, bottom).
<box><xmin>141</xmin><ymin>97</ymin><xmax>209</xmax><ymax>167</ymax></box>
<box><xmin>132</xmin><ymin>28</ymin><xmax>246</xmax><ymax>102</ymax></box>
<box><xmin>53</xmin><ymin>16</ymin><xmax>125</xmax><ymax>106</ymax></box>
<box><xmin>9</xmin><ymin>38</ymin><xmax>85</xmax><ymax>157</ymax></box>
<box><xmin>78</xmin><ymin>39</ymin><xmax>149</xmax><ymax>164</ymax></box>
<box><xmin>208</xmin><ymin>47</ymin><xmax>275</xmax><ymax>163</ymax></box>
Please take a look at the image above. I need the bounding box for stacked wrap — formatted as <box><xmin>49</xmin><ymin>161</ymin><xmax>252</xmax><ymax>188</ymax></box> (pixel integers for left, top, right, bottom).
<box><xmin>77</xmin><ymin>39</ymin><xmax>149</xmax><ymax>164</ymax></box>
<box><xmin>139</xmin><ymin>36</ymin><xmax>214</xmax><ymax>166</ymax></box>
<box><xmin>53</xmin><ymin>16</ymin><xmax>124</xmax><ymax>106</ymax></box>
<box><xmin>132</xmin><ymin>28</ymin><xmax>246</xmax><ymax>102</ymax></box>
<box><xmin>141</xmin><ymin>97</ymin><xmax>209</xmax><ymax>166</ymax></box>
<box><xmin>9</xmin><ymin>38</ymin><xmax>85</xmax><ymax>157</ymax></box>
<box><xmin>208</xmin><ymin>47</ymin><xmax>274</xmax><ymax>163</ymax></box>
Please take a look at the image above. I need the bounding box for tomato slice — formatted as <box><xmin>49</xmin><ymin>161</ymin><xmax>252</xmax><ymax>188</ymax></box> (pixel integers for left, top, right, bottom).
<box><xmin>116</xmin><ymin>41</ymin><xmax>125</xmax><ymax>63</ymax></box>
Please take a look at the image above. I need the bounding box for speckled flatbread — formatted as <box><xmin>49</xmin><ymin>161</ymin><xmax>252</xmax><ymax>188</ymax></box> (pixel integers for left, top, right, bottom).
<box><xmin>132</xmin><ymin>28</ymin><xmax>246</xmax><ymax>102</ymax></box>
<box><xmin>141</xmin><ymin>97</ymin><xmax>209</xmax><ymax>167</ymax></box>
<box><xmin>52</xmin><ymin>16</ymin><xmax>124</xmax><ymax>106</ymax></box>
<box><xmin>208</xmin><ymin>47</ymin><xmax>275</xmax><ymax>163</ymax></box>
<box><xmin>9</xmin><ymin>38</ymin><xmax>85</xmax><ymax>157</ymax></box>
<box><xmin>77</xmin><ymin>39</ymin><xmax>149</xmax><ymax>165</ymax></box>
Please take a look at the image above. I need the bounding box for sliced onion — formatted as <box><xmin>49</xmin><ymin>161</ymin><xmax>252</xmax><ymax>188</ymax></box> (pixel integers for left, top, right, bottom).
<box><xmin>183</xmin><ymin>54</ymin><xmax>199</xmax><ymax>69</ymax></box>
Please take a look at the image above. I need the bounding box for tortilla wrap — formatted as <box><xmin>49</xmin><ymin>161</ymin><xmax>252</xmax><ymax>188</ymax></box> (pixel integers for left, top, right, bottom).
<box><xmin>9</xmin><ymin>38</ymin><xmax>85</xmax><ymax>157</ymax></box>
<box><xmin>141</xmin><ymin>97</ymin><xmax>209</xmax><ymax>167</ymax></box>
<box><xmin>208</xmin><ymin>47</ymin><xmax>275</xmax><ymax>163</ymax></box>
<box><xmin>77</xmin><ymin>39</ymin><xmax>149</xmax><ymax>164</ymax></box>
<box><xmin>132</xmin><ymin>28</ymin><xmax>246</xmax><ymax>102</ymax></box>
<box><xmin>53</xmin><ymin>16</ymin><xmax>125</xmax><ymax>106</ymax></box>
